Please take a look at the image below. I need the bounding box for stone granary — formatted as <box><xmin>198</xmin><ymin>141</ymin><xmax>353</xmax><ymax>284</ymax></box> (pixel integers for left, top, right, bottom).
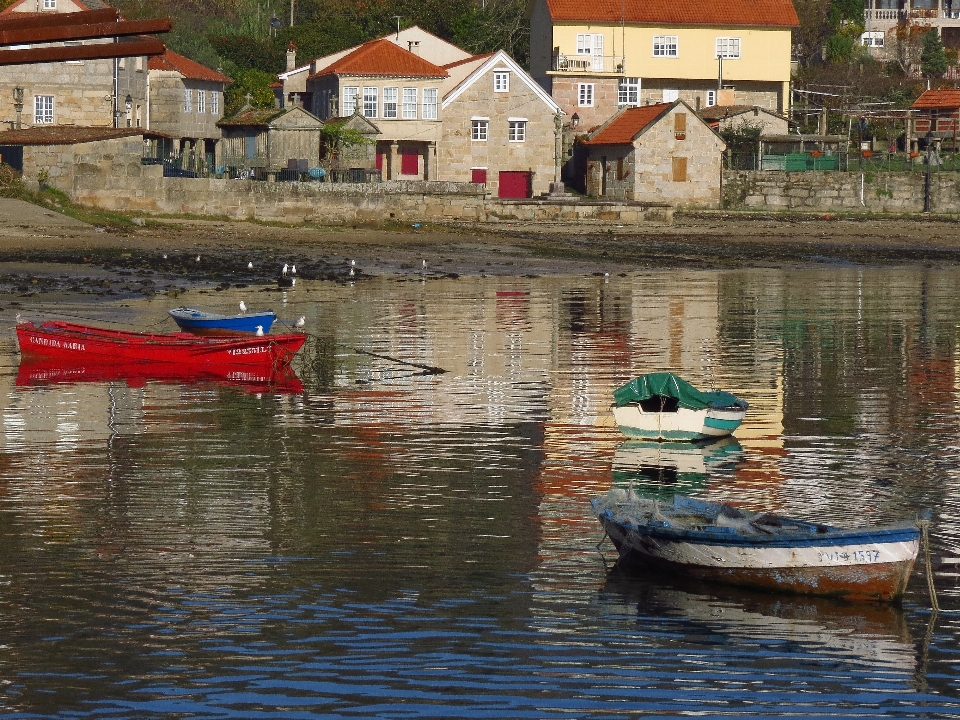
<box><xmin>579</xmin><ymin>100</ymin><xmax>725</xmax><ymax>207</ymax></box>
<box><xmin>217</xmin><ymin>104</ymin><xmax>325</xmax><ymax>178</ymax></box>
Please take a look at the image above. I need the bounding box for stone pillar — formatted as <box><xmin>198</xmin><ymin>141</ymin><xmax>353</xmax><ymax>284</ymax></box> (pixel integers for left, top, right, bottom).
<box><xmin>425</xmin><ymin>142</ymin><xmax>437</xmax><ymax>180</ymax></box>
<box><xmin>389</xmin><ymin>142</ymin><xmax>399</xmax><ymax>180</ymax></box>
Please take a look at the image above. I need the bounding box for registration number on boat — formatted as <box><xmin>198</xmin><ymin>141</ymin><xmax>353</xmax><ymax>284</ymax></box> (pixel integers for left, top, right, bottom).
<box><xmin>228</xmin><ymin>346</ymin><xmax>268</xmax><ymax>356</ymax></box>
<box><xmin>818</xmin><ymin>549</ymin><xmax>881</xmax><ymax>563</ymax></box>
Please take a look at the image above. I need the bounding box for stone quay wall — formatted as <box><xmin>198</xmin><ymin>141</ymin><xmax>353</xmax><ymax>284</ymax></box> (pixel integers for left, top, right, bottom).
<box><xmin>44</xmin><ymin>138</ymin><xmax>673</xmax><ymax>225</ymax></box>
<box><xmin>722</xmin><ymin>169</ymin><xmax>960</xmax><ymax>213</ymax></box>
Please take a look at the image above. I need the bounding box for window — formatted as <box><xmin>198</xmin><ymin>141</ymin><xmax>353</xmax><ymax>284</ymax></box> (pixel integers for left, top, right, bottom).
<box><xmin>672</xmin><ymin>156</ymin><xmax>687</xmax><ymax>182</ymax></box>
<box><xmin>508</xmin><ymin>120</ymin><xmax>526</xmax><ymax>142</ymax></box>
<box><xmin>619</xmin><ymin>77</ymin><xmax>639</xmax><ymax>106</ymax></box>
<box><xmin>861</xmin><ymin>31</ymin><xmax>884</xmax><ymax>47</ymax></box>
<box><xmin>183</xmin><ymin>88</ymin><xmax>192</xmax><ymax>113</ymax></box>
<box><xmin>43</xmin><ymin>0</ymin><xmax>55</xmax><ymax>8</ymax></box>
<box><xmin>402</xmin><ymin>88</ymin><xmax>417</xmax><ymax>119</ymax></box>
<box><xmin>706</xmin><ymin>90</ymin><xmax>717</xmax><ymax>107</ymax></box>
<box><xmin>715</xmin><ymin>37</ymin><xmax>741</xmax><ymax>58</ymax></box>
<box><xmin>578</xmin><ymin>83</ymin><xmax>594</xmax><ymax>107</ymax></box>
<box><xmin>361</xmin><ymin>87</ymin><xmax>378</xmax><ymax>118</ymax></box>
<box><xmin>494</xmin><ymin>71</ymin><xmax>509</xmax><ymax>92</ymax></box>
<box><xmin>211</xmin><ymin>91</ymin><xmax>220</xmax><ymax>115</ymax></box>
<box><xmin>471</xmin><ymin>168</ymin><xmax>487</xmax><ymax>184</ymax></box>
<box><xmin>576</xmin><ymin>33</ymin><xmax>604</xmax><ymax>70</ymax></box>
<box><xmin>383</xmin><ymin>87</ymin><xmax>398</xmax><ymax>118</ymax></box>
<box><xmin>472</xmin><ymin>119</ymin><xmax>488</xmax><ymax>141</ymax></box>
<box><xmin>342</xmin><ymin>86</ymin><xmax>359</xmax><ymax>116</ymax></box>
<box><xmin>674</xmin><ymin>112</ymin><xmax>686</xmax><ymax>137</ymax></box>
<box><xmin>197</xmin><ymin>89</ymin><xmax>206</xmax><ymax>114</ymax></box>
<box><xmin>616</xmin><ymin>157</ymin><xmax>625</xmax><ymax>181</ymax></box>
<box><xmin>653</xmin><ymin>35</ymin><xmax>678</xmax><ymax>57</ymax></box>
<box><xmin>34</xmin><ymin>95</ymin><xmax>53</xmax><ymax>124</ymax></box>
<box><xmin>663</xmin><ymin>88</ymin><xmax>679</xmax><ymax>102</ymax></box>
<box><xmin>64</xmin><ymin>40</ymin><xmax>83</xmax><ymax>64</ymax></box>
<box><xmin>422</xmin><ymin>88</ymin><xmax>438</xmax><ymax>119</ymax></box>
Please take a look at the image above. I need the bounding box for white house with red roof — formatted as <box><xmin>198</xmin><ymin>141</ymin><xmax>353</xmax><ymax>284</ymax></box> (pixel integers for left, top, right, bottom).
<box><xmin>0</xmin><ymin>0</ymin><xmax>148</xmax><ymax>129</ymax></box>
<box><xmin>580</xmin><ymin>100</ymin><xmax>724</xmax><ymax>206</ymax></box>
<box><xmin>527</xmin><ymin>0</ymin><xmax>798</xmax><ymax>129</ymax></box>
<box><xmin>147</xmin><ymin>49</ymin><xmax>231</xmax><ymax>168</ymax></box>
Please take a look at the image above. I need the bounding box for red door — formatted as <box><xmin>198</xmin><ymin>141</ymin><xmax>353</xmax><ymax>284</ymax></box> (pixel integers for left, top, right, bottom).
<box><xmin>401</xmin><ymin>148</ymin><xmax>419</xmax><ymax>176</ymax></box>
<box><xmin>498</xmin><ymin>171</ymin><xmax>532</xmax><ymax>199</ymax></box>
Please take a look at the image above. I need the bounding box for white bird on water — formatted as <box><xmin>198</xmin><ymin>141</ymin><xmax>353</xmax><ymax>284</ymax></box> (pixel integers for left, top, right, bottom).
<box><xmin>239</xmin><ymin>301</ymin><xmax>247</xmax><ymax>314</ymax></box>
<box><xmin>247</xmin><ymin>261</ymin><xmax>254</xmax><ymax>270</ymax></box>
<box><xmin>255</xmin><ymin>325</ymin><xmax>264</xmax><ymax>336</ymax></box>
<box><xmin>295</xmin><ymin>316</ymin><xmax>306</xmax><ymax>328</ymax></box>
<box><xmin>349</xmin><ymin>259</ymin><xmax>355</xmax><ymax>278</ymax></box>
<box><xmin>291</xmin><ymin>264</ymin><xmax>297</xmax><ymax>275</ymax></box>
<box><xmin>282</xmin><ymin>263</ymin><xmax>289</xmax><ymax>276</ymax></box>
<box><xmin>196</xmin><ymin>255</ymin><xmax>201</xmax><ymax>263</ymax></box>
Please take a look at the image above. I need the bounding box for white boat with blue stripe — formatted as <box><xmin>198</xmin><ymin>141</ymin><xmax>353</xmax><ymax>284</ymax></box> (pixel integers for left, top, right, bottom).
<box><xmin>611</xmin><ymin>373</ymin><xmax>748</xmax><ymax>441</ymax></box>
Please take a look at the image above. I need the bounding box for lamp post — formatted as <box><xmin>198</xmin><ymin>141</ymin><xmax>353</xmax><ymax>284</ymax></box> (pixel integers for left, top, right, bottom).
<box><xmin>13</xmin><ymin>86</ymin><xmax>23</xmax><ymax>130</ymax></box>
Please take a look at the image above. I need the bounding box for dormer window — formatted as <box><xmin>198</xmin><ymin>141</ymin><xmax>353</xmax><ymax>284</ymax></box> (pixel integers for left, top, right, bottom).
<box><xmin>494</xmin><ymin>71</ymin><xmax>509</xmax><ymax>92</ymax></box>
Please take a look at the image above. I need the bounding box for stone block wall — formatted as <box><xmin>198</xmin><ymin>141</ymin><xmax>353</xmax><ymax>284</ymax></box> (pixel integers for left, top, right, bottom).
<box><xmin>721</xmin><ymin>170</ymin><xmax>960</xmax><ymax>213</ymax></box>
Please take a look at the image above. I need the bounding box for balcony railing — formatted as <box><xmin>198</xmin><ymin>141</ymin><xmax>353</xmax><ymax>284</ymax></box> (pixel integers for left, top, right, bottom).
<box><xmin>553</xmin><ymin>53</ymin><xmax>626</xmax><ymax>73</ymax></box>
<box><xmin>864</xmin><ymin>7</ymin><xmax>960</xmax><ymax>20</ymax></box>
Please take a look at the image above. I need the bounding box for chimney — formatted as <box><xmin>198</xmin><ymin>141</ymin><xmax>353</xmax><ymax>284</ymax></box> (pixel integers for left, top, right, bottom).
<box><xmin>286</xmin><ymin>42</ymin><xmax>297</xmax><ymax>71</ymax></box>
<box><xmin>407</xmin><ymin>40</ymin><xmax>420</xmax><ymax>55</ymax></box>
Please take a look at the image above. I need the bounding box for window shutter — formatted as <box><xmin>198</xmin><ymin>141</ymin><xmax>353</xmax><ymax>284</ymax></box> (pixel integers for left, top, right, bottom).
<box><xmin>672</xmin><ymin>157</ymin><xmax>687</xmax><ymax>182</ymax></box>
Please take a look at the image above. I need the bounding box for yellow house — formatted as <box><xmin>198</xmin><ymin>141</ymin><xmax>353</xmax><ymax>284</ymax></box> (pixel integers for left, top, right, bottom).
<box><xmin>528</xmin><ymin>0</ymin><xmax>799</xmax><ymax>129</ymax></box>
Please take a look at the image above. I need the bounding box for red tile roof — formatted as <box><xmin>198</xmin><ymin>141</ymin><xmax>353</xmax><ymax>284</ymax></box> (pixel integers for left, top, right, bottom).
<box><xmin>309</xmin><ymin>38</ymin><xmax>448</xmax><ymax>79</ymax></box>
<box><xmin>545</xmin><ymin>0</ymin><xmax>799</xmax><ymax>27</ymax></box>
<box><xmin>585</xmin><ymin>104</ymin><xmax>672</xmax><ymax>145</ymax></box>
<box><xmin>0</xmin><ymin>126</ymin><xmax>146</xmax><ymax>145</ymax></box>
<box><xmin>443</xmin><ymin>52</ymin><xmax>495</xmax><ymax>70</ymax></box>
<box><xmin>148</xmin><ymin>49</ymin><xmax>231</xmax><ymax>83</ymax></box>
<box><xmin>911</xmin><ymin>89</ymin><xmax>960</xmax><ymax>109</ymax></box>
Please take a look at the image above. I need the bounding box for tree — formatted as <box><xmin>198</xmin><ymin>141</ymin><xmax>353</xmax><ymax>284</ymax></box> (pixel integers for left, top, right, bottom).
<box><xmin>320</xmin><ymin>121</ymin><xmax>374</xmax><ymax>170</ymax></box>
<box><xmin>920</xmin><ymin>29</ymin><xmax>948</xmax><ymax>79</ymax></box>
<box><xmin>223</xmin><ymin>68</ymin><xmax>277</xmax><ymax>116</ymax></box>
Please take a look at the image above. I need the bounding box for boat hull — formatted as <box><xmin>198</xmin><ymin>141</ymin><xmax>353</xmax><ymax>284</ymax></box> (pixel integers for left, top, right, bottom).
<box><xmin>593</xmin><ymin>500</ymin><xmax>920</xmax><ymax>602</ymax></box>
<box><xmin>612</xmin><ymin>404</ymin><xmax>746</xmax><ymax>441</ymax></box>
<box><xmin>168</xmin><ymin>307</ymin><xmax>276</xmax><ymax>335</ymax></box>
<box><xmin>16</xmin><ymin>321</ymin><xmax>305</xmax><ymax>368</ymax></box>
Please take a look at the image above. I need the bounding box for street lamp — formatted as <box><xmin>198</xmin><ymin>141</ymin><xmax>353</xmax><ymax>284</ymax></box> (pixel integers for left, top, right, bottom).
<box><xmin>571</xmin><ymin>112</ymin><xmax>580</xmax><ymax>130</ymax></box>
<box><xmin>924</xmin><ymin>130</ymin><xmax>935</xmax><ymax>213</ymax></box>
<box><xmin>13</xmin><ymin>86</ymin><xmax>24</xmax><ymax>130</ymax></box>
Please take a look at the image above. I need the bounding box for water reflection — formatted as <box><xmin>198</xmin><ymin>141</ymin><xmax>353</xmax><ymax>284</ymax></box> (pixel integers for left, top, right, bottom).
<box><xmin>1</xmin><ymin>267</ymin><xmax>960</xmax><ymax>717</ymax></box>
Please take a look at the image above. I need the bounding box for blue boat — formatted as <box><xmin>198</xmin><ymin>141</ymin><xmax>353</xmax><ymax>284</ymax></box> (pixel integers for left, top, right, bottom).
<box><xmin>168</xmin><ymin>306</ymin><xmax>276</xmax><ymax>335</ymax></box>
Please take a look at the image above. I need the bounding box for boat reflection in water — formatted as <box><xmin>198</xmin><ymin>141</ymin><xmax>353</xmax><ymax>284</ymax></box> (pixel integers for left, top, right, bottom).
<box><xmin>612</xmin><ymin>436</ymin><xmax>745</xmax><ymax>499</ymax></box>
<box><xmin>15</xmin><ymin>358</ymin><xmax>304</xmax><ymax>394</ymax></box>
<box><xmin>598</xmin><ymin>571</ymin><xmax>919</xmax><ymax>675</ymax></box>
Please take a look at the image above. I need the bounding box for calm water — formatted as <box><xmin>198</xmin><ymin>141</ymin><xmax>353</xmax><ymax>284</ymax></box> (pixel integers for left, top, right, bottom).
<box><xmin>2</xmin><ymin>266</ymin><xmax>960</xmax><ymax>718</ymax></box>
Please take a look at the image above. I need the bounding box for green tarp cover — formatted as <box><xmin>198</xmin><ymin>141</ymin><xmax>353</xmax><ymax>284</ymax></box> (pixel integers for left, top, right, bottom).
<box><xmin>613</xmin><ymin>373</ymin><xmax>747</xmax><ymax>410</ymax></box>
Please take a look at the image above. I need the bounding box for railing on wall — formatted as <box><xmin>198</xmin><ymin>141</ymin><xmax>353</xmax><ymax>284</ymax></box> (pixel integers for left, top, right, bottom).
<box><xmin>553</xmin><ymin>53</ymin><xmax>626</xmax><ymax>73</ymax></box>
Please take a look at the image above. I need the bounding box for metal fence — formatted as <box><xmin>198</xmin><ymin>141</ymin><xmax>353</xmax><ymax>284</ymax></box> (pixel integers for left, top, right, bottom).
<box><xmin>725</xmin><ymin>151</ymin><xmax>960</xmax><ymax>172</ymax></box>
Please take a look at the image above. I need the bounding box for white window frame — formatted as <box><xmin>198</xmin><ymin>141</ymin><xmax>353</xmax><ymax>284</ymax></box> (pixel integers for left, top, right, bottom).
<box><xmin>383</xmin><ymin>87</ymin><xmax>398</xmax><ymax>118</ymax></box>
<box><xmin>663</xmin><ymin>88</ymin><xmax>679</xmax><ymax>102</ymax></box>
<box><xmin>197</xmin><ymin>89</ymin><xmax>206</xmax><ymax>114</ymax></box>
<box><xmin>342</xmin><ymin>86</ymin><xmax>359</xmax><ymax>116</ymax></box>
<box><xmin>183</xmin><ymin>88</ymin><xmax>192</xmax><ymax>113</ymax></box>
<box><xmin>578</xmin><ymin>83</ymin><xmax>594</xmax><ymax>107</ymax></box>
<box><xmin>618</xmin><ymin>77</ymin><xmax>640</xmax><ymax>106</ymax></box>
<box><xmin>42</xmin><ymin>0</ymin><xmax>55</xmax><ymax>8</ymax></box>
<box><xmin>706</xmin><ymin>90</ymin><xmax>717</xmax><ymax>107</ymax></box>
<box><xmin>494</xmin><ymin>71</ymin><xmax>509</xmax><ymax>92</ymax></box>
<box><xmin>508</xmin><ymin>120</ymin><xmax>526</xmax><ymax>142</ymax></box>
<box><xmin>211</xmin><ymin>90</ymin><xmax>220</xmax><ymax>115</ymax></box>
<box><xmin>34</xmin><ymin>95</ymin><xmax>53</xmax><ymax>124</ymax></box>
<box><xmin>422</xmin><ymin>88</ymin><xmax>438</xmax><ymax>119</ymax></box>
<box><xmin>471</xmin><ymin>118</ymin><xmax>488</xmax><ymax>141</ymax></box>
<box><xmin>576</xmin><ymin>33</ymin><xmax>605</xmax><ymax>71</ymax></box>
<box><xmin>653</xmin><ymin>35</ymin><xmax>678</xmax><ymax>58</ymax></box>
<box><xmin>861</xmin><ymin>31</ymin><xmax>885</xmax><ymax>47</ymax></box>
<box><xmin>362</xmin><ymin>87</ymin><xmax>378</xmax><ymax>118</ymax></box>
<box><xmin>402</xmin><ymin>87</ymin><xmax>417</xmax><ymax>119</ymax></box>
<box><xmin>715</xmin><ymin>37</ymin><xmax>741</xmax><ymax>59</ymax></box>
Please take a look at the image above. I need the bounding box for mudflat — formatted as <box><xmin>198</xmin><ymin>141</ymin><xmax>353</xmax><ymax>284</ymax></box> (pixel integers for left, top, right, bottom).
<box><xmin>1</xmin><ymin>197</ymin><xmax>959</xmax><ymax>298</ymax></box>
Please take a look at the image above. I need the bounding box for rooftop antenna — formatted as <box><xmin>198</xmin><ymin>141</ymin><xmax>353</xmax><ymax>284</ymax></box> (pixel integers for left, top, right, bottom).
<box><xmin>393</xmin><ymin>15</ymin><xmax>402</xmax><ymax>40</ymax></box>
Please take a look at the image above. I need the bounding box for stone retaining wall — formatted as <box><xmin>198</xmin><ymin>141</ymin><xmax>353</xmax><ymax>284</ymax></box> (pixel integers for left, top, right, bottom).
<box><xmin>722</xmin><ymin>169</ymin><xmax>960</xmax><ymax>213</ymax></box>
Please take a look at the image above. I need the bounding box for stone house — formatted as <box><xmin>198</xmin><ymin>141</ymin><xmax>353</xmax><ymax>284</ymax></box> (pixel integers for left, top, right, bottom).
<box><xmin>910</xmin><ymin>89</ymin><xmax>960</xmax><ymax>150</ymax></box>
<box><xmin>580</xmin><ymin>100</ymin><xmax>725</xmax><ymax>207</ymax></box>
<box><xmin>275</xmin><ymin>27</ymin><xmax>472</xmax><ymax>111</ymax></box>
<box><xmin>697</xmin><ymin>104</ymin><xmax>789</xmax><ymax>136</ymax></box>
<box><xmin>146</xmin><ymin>49</ymin><xmax>231</xmax><ymax>171</ymax></box>
<box><xmin>217</xmin><ymin>104</ymin><xmax>324</xmax><ymax>177</ymax></box>
<box><xmin>304</xmin><ymin>39</ymin><xmax>446</xmax><ymax>180</ymax></box>
<box><xmin>439</xmin><ymin>49</ymin><xmax>561</xmax><ymax>197</ymax></box>
<box><xmin>527</xmin><ymin>0</ymin><xmax>799</xmax><ymax>129</ymax></box>
<box><xmin>0</xmin><ymin>0</ymin><xmax>148</xmax><ymax>130</ymax></box>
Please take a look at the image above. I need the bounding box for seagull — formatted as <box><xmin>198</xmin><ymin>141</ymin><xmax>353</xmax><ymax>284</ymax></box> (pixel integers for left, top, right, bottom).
<box><xmin>255</xmin><ymin>325</ymin><xmax>264</xmax><ymax>336</ymax></box>
<box><xmin>349</xmin><ymin>266</ymin><xmax>355</xmax><ymax>278</ymax></box>
<box><xmin>295</xmin><ymin>316</ymin><xmax>305</xmax><ymax>328</ymax></box>
<box><xmin>422</xmin><ymin>259</ymin><xmax>427</xmax><ymax>270</ymax></box>
<box><xmin>282</xmin><ymin>263</ymin><xmax>289</xmax><ymax>276</ymax></box>
<box><xmin>15</xmin><ymin>313</ymin><xmax>22</xmax><ymax>324</ymax></box>
<box><xmin>247</xmin><ymin>261</ymin><xmax>254</xmax><ymax>270</ymax></box>
<box><xmin>291</xmin><ymin>264</ymin><xmax>297</xmax><ymax>275</ymax></box>
<box><xmin>239</xmin><ymin>301</ymin><xmax>247</xmax><ymax>313</ymax></box>
<box><xmin>196</xmin><ymin>255</ymin><xmax>201</xmax><ymax>263</ymax></box>
<box><xmin>162</xmin><ymin>253</ymin><xmax>168</xmax><ymax>259</ymax></box>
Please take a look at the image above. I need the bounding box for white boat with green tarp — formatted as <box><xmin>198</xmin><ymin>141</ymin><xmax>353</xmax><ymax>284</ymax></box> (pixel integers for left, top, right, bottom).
<box><xmin>611</xmin><ymin>373</ymin><xmax>748</xmax><ymax>441</ymax></box>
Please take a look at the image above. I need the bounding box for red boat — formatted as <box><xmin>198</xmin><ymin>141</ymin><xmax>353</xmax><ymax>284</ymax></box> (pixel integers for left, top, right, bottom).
<box><xmin>16</xmin><ymin>357</ymin><xmax>304</xmax><ymax>394</ymax></box>
<box><xmin>16</xmin><ymin>320</ymin><xmax>306</xmax><ymax>369</ymax></box>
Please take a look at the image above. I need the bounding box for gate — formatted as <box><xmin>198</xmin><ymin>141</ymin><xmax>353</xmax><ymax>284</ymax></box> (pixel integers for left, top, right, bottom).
<box><xmin>498</xmin><ymin>170</ymin><xmax>532</xmax><ymax>199</ymax></box>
